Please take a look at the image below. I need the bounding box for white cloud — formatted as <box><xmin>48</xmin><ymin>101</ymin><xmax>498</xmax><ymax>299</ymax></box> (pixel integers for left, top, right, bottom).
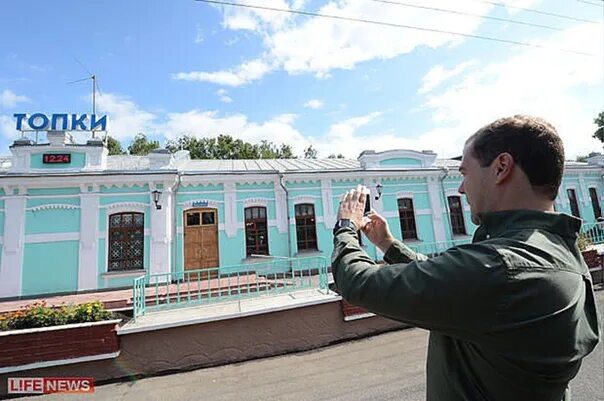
<box><xmin>304</xmin><ymin>99</ymin><xmax>323</xmax><ymax>109</ymax></box>
<box><xmin>0</xmin><ymin>89</ymin><xmax>29</xmax><ymax>108</ymax></box>
<box><xmin>95</xmin><ymin>93</ymin><xmax>157</xmax><ymax>140</ymax></box>
<box><xmin>173</xmin><ymin>58</ymin><xmax>274</xmax><ymax>87</ymax></box>
<box><xmin>419</xmin><ymin>60</ymin><xmax>476</xmax><ymax>94</ymax></box>
<box><xmin>177</xmin><ymin>0</ymin><xmax>518</xmax><ymax>85</ymax></box>
<box><xmin>163</xmin><ymin>110</ymin><xmax>309</xmax><ymax>155</ymax></box>
<box><xmin>419</xmin><ymin>22</ymin><xmax>604</xmax><ymax>158</ymax></box>
<box><xmin>0</xmin><ymin>115</ymin><xmax>19</xmax><ymax>140</ymax></box>
<box><xmin>216</xmin><ymin>89</ymin><xmax>233</xmax><ymax>103</ymax></box>
<box><xmin>194</xmin><ymin>27</ymin><xmax>204</xmax><ymax>44</ymax></box>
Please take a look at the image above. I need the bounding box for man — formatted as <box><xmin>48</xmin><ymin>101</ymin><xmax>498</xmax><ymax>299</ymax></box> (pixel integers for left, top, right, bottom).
<box><xmin>332</xmin><ymin>115</ymin><xmax>600</xmax><ymax>401</ymax></box>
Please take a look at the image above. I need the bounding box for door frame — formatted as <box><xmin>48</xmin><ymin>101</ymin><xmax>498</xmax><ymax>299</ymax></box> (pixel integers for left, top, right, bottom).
<box><xmin>183</xmin><ymin>207</ymin><xmax>220</xmax><ymax>271</ymax></box>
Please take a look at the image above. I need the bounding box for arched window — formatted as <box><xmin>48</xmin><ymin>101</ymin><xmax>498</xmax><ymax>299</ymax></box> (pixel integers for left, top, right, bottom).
<box><xmin>295</xmin><ymin>203</ymin><xmax>318</xmax><ymax>251</ymax></box>
<box><xmin>397</xmin><ymin>198</ymin><xmax>418</xmax><ymax>240</ymax></box>
<box><xmin>108</xmin><ymin>212</ymin><xmax>144</xmax><ymax>271</ymax></box>
<box><xmin>245</xmin><ymin>206</ymin><xmax>269</xmax><ymax>257</ymax></box>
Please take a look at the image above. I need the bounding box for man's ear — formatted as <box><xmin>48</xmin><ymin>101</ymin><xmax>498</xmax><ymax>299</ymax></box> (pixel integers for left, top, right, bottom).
<box><xmin>493</xmin><ymin>152</ymin><xmax>514</xmax><ymax>185</ymax></box>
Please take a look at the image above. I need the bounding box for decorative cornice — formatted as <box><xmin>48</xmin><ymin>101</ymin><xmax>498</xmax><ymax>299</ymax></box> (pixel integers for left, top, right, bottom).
<box><xmin>103</xmin><ymin>202</ymin><xmax>148</xmax><ymax>211</ymax></box>
<box><xmin>242</xmin><ymin>197</ymin><xmax>271</xmax><ymax>207</ymax></box>
<box><xmin>27</xmin><ymin>203</ymin><xmax>80</xmax><ymax>212</ymax></box>
<box><xmin>291</xmin><ymin>195</ymin><xmax>318</xmax><ymax>204</ymax></box>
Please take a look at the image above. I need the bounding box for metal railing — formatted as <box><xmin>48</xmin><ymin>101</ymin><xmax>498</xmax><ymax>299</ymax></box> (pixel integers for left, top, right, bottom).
<box><xmin>580</xmin><ymin>222</ymin><xmax>604</xmax><ymax>245</ymax></box>
<box><xmin>405</xmin><ymin>237</ymin><xmax>473</xmax><ymax>257</ymax></box>
<box><xmin>132</xmin><ymin>256</ymin><xmax>329</xmax><ymax>321</ymax></box>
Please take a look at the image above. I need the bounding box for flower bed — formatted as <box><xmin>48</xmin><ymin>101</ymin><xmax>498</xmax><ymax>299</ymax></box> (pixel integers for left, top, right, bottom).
<box><xmin>0</xmin><ymin>301</ymin><xmax>120</xmax><ymax>372</ymax></box>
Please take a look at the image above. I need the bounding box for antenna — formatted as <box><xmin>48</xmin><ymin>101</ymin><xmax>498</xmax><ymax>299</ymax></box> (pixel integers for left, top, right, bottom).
<box><xmin>67</xmin><ymin>57</ymin><xmax>103</xmax><ymax>139</ymax></box>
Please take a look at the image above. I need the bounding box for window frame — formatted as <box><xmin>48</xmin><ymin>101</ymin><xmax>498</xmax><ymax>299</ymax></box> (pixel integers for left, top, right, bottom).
<box><xmin>107</xmin><ymin>212</ymin><xmax>145</xmax><ymax>272</ymax></box>
<box><xmin>397</xmin><ymin>197</ymin><xmax>418</xmax><ymax>240</ymax></box>
<box><xmin>447</xmin><ymin>196</ymin><xmax>467</xmax><ymax>236</ymax></box>
<box><xmin>295</xmin><ymin>203</ymin><xmax>318</xmax><ymax>251</ymax></box>
<box><xmin>589</xmin><ymin>187</ymin><xmax>601</xmax><ymax>220</ymax></box>
<box><xmin>567</xmin><ymin>188</ymin><xmax>581</xmax><ymax>218</ymax></box>
<box><xmin>244</xmin><ymin>206</ymin><xmax>269</xmax><ymax>257</ymax></box>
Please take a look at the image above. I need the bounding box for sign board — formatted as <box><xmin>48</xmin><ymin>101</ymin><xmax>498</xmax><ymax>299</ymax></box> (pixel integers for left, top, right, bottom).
<box><xmin>14</xmin><ymin>113</ymin><xmax>107</xmax><ymax>131</ymax></box>
<box><xmin>42</xmin><ymin>153</ymin><xmax>71</xmax><ymax>164</ymax></box>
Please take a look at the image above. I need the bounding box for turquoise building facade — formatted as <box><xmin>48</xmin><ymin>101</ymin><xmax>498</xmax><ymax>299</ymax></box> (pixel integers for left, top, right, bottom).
<box><xmin>1</xmin><ymin>130</ymin><xmax>603</xmax><ymax>299</ymax></box>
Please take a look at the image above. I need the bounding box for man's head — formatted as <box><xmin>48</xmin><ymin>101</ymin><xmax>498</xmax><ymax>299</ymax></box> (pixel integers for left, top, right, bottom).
<box><xmin>459</xmin><ymin>115</ymin><xmax>565</xmax><ymax>225</ymax></box>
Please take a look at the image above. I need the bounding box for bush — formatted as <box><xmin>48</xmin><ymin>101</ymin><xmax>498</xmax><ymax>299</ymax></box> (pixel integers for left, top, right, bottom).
<box><xmin>0</xmin><ymin>301</ymin><xmax>113</xmax><ymax>331</ymax></box>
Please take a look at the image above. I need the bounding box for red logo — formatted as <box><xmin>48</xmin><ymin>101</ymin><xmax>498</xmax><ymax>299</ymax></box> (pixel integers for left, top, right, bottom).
<box><xmin>8</xmin><ymin>377</ymin><xmax>94</xmax><ymax>394</ymax></box>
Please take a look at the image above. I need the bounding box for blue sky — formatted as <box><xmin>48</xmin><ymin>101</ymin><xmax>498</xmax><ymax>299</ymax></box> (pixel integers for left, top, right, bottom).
<box><xmin>0</xmin><ymin>0</ymin><xmax>602</xmax><ymax>158</ymax></box>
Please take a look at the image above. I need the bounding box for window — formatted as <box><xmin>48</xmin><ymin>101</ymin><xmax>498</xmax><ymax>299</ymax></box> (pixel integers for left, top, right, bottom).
<box><xmin>567</xmin><ymin>189</ymin><xmax>581</xmax><ymax>218</ymax></box>
<box><xmin>186</xmin><ymin>210</ymin><xmax>217</xmax><ymax>226</ymax></box>
<box><xmin>397</xmin><ymin>198</ymin><xmax>418</xmax><ymax>240</ymax></box>
<box><xmin>295</xmin><ymin>203</ymin><xmax>318</xmax><ymax>251</ymax></box>
<box><xmin>589</xmin><ymin>188</ymin><xmax>601</xmax><ymax>220</ymax></box>
<box><xmin>245</xmin><ymin>206</ymin><xmax>269</xmax><ymax>257</ymax></box>
<box><xmin>448</xmin><ymin>196</ymin><xmax>466</xmax><ymax>236</ymax></box>
<box><xmin>108</xmin><ymin>212</ymin><xmax>144</xmax><ymax>271</ymax></box>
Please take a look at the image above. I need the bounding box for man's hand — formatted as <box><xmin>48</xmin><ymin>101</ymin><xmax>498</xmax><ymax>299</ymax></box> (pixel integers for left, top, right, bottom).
<box><xmin>363</xmin><ymin>211</ymin><xmax>395</xmax><ymax>253</ymax></box>
<box><xmin>337</xmin><ymin>185</ymin><xmax>368</xmax><ymax>230</ymax></box>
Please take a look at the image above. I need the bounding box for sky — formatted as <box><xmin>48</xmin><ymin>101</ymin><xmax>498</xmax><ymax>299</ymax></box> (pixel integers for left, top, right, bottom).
<box><xmin>0</xmin><ymin>0</ymin><xmax>603</xmax><ymax>159</ymax></box>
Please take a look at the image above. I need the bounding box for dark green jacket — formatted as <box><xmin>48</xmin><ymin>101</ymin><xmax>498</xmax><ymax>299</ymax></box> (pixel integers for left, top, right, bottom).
<box><xmin>332</xmin><ymin>210</ymin><xmax>600</xmax><ymax>401</ymax></box>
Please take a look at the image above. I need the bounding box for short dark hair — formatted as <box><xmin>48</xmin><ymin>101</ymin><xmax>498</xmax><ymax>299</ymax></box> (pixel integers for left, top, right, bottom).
<box><xmin>468</xmin><ymin>115</ymin><xmax>564</xmax><ymax>200</ymax></box>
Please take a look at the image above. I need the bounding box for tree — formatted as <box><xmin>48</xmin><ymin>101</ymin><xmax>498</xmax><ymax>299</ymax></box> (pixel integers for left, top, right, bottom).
<box><xmin>105</xmin><ymin>136</ymin><xmax>125</xmax><ymax>155</ymax></box>
<box><xmin>303</xmin><ymin>145</ymin><xmax>318</xmax><ymax>159</ymax></box>
<box><xmin>328</xmin><ymin>153</ymin><xmax>345</xmax><ymax>159</ymax></box>
<box><xmin>165</xmin><ymin>134</ymin><xmax>295</xmax><ymax>159</ymax></box>
<box><xmin>593</xmin><ymin>111</ymin><xmax>604</xmax><ymax>144</ymax></box>
<box><xmin>128</xmin><ymin>133</ymin><xmax>160</xmax><ymax>156</ymax></box>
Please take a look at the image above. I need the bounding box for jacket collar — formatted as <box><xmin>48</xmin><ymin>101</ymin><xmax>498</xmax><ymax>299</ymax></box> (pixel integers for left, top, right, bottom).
<box><xmin>474</xmin><ymin>209</ymin><xmax>582</xmax><ymax>241</ymax></box>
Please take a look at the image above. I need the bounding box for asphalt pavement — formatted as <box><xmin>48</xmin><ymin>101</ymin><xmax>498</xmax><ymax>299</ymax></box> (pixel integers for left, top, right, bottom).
<box><xmin>17</xmin><ymin>288</ymin><xmax>604</xmax><ymax>401</ymax></box>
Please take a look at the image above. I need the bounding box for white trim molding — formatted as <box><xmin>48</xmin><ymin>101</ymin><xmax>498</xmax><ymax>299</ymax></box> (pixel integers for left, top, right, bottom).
<box><xmin>180</xmin><ymin>199</ymin><xmax>222</xmax><ymax>209</ymax></box>
<box><xmin>224</xmin><ymin>182</ymin><xmax>238</xmax><ymax>238</ymax></box>
<box><xmin>395</xmin><ymin>191</ymin><xmax>415</xmax><ymax>200</ymax></box>
<box><xmin>103</xmin><ymin>202</ymin><xmax>148</xmax><ymax>214</ymax></box>
<box><xmin>0</xmin><ymin>196</ymin><xmax>26</xmax><ymax>298</ymax></box>
<box><xmin>358</xmin><ymin>149</ymin><xmax>437</xmax><ymax>169</ymax></box>
<box><xmin>25</xmin><ymin>232</ymin><xmax>80</xmax><ymax>243</ymax></box>
<box><xmin>27</xmin><ymin>203</ymin><xmax>80</xmax><ymax>212</ymax></box>
<box><xmin>242</xmin><ymin>197</ymin><xmax>271</xmax><ymax>208</ymax></box>
<box><xmin>291</xmin><ymin>195</ymin><xmax>318</xmax><ymax>205</ymax></box>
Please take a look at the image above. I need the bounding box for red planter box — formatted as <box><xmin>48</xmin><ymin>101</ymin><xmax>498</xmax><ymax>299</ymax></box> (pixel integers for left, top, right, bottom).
<box><xmin>0</xmin><ymin>319</ymin><xmax>121</xmax><ymax>371</ymax></box>
<box><xmin>581</xmin><ymin>249</ymin><xmax>601</xmax><ymax>269</ymax></box>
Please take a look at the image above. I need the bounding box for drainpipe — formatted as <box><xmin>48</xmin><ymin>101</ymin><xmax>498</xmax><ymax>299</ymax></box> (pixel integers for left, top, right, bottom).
<box><xmin>439</xmin><ymin>166</ymin><xmax>455</xmax><ymax>240</ymax></box>
<box><xmin>278</xmin><ymin>173</ymin><xmax>292</xmax><ymax>259</ymax></box>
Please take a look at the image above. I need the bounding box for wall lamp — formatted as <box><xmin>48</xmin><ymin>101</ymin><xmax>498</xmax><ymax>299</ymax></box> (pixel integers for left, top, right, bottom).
<box><xmin>375</xmin><ymin>183</ymin><xmax>383</xmax><ymax>200</ymax></box>
<box><xmin>152</xmin><ymin>190</ymin><xmax>162</xmax><ymax>210</ymax></box>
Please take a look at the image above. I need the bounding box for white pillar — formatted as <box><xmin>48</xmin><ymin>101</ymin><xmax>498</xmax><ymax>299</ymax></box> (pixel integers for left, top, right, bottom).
<box><xmin>321</xmin><ymin>178</ymin><xmax>335</xmax><ymax>229</ymax></box>
<box><xmin>274</xmin><ymin>179</ymin><xmax>288</xmax><ymax>234</ymax></box>
<box><xmin>149</xmin><ymin>188</ymin><xmax>172</xmax><ymax>278</ymax></box>
<box><xmin>427</xmin><ymin>176</ymin><xmax>447</xmax><ymax>243</ymax></box>
<box><xmin>224</xmin><ymin>182</ymin><xmax>238</xmax><ymax>238</ymax></box>
<box><xmin>0</xmin><ymin>196</ymin><xmax>26</xmax><ymax>298</ymax></box>
<box><xmin>78</xmin><ymin>193</ymin><xmax>99</xmax><ymax>291</ymax></box>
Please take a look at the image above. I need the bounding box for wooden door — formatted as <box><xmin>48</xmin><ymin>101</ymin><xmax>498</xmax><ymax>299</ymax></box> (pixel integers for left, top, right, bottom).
<box><xmin>184</xmin><ymin>208</ymin><xmax>219</xmax><ymax>275</ymax></box>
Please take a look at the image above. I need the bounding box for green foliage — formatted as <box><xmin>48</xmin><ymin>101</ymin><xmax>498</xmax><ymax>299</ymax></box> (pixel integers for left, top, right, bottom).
<box><xmin>128</xmin><ymin>133</ymin><xmax>160</xmax><ymax>156</ymax></box>
<box><xmin>592</xmin><ymin>111</ymin><xmax>604</xmax><ymax>144</ymax></box>
<box><xmin>577</xmin><ymin>232</ymin><xmax>593</xmax><ymax>252</ymax></box>
<box><xmin>0</xmin><ymin>301</ymin><xmax>113</xmax><ymax>331</ymax></box>
<box><xmin>303</xmin><ymin>144</ymin><xmax>318</xmax><ymax>159</ymax></box>
<box><xmin>166</xmin><ymin>134</ymin><xmax>295</xmax><ymax>159</ymax></box>
<box><xmin>105</xmin><ymin>135</ymin><xmax>126</xmax><ymax>155</ymax></box>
